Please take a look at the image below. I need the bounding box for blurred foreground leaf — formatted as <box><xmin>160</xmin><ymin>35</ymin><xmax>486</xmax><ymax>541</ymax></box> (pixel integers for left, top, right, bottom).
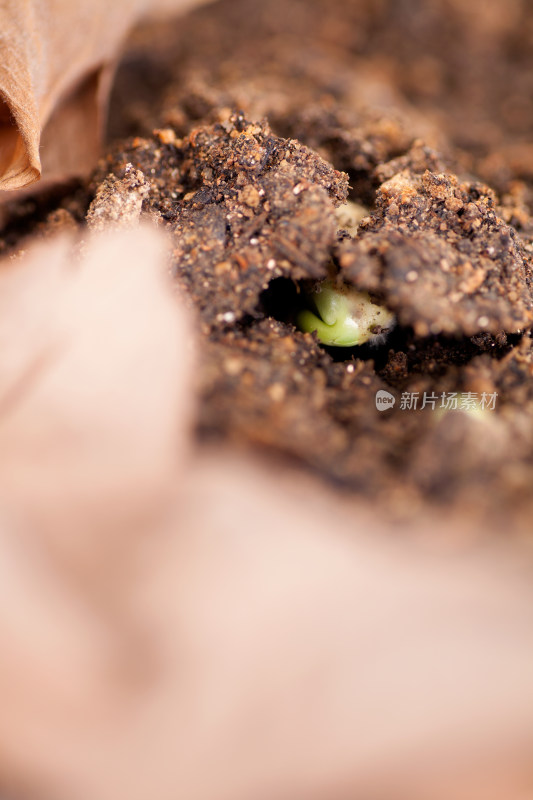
<box><xmin>0</xmin><ymin>0</ymin><xmax>208</xmax><ymax>191</ymax></box>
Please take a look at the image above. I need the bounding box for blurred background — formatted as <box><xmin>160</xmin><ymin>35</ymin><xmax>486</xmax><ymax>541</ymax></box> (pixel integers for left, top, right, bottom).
<box><xmin>111</xmin><ymin>0</ymin><xmax>533</xmax><ymax>215</ymax></box>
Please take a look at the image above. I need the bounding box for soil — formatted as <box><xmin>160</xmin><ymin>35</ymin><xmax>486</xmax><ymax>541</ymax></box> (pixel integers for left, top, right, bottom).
<box><xmin>2</xmin><ymin>0</ymin><xmax>533</xmax><ymax>533</ymax></box>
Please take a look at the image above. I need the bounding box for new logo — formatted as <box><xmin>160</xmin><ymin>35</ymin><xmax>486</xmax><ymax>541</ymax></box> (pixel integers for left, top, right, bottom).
<box><xmin>375</xmin><ymin>390</ymin><xmax>396</xmax><ymax>411</ymax></box>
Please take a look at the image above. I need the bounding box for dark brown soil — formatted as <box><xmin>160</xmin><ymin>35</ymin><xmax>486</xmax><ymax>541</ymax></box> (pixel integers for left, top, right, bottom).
<box><xmin>3</xmin><ymin>0</ymin><xmax>533</xmax><ymax>532</ymax></box>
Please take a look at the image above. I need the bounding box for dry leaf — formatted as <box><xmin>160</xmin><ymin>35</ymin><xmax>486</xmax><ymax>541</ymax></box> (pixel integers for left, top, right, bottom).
<box><xmin>112</xmin><ymin>451</ymin><xmax>533</xmax><ymax>800</ymax></box>
<box><xmin>0</xmin><ymin>225</ymin><xmax>193</xmax><ymax>591</ymax></box>
<box><xmin>0</xmin><ymin>0</ymin><xmax>209</xmax><ymax>191</ymax></box>
<box><xmin>0</xmin><ymin>223</ymin><xmax>194</xmax><ymax>795</ymax></box>
<box><xmin>0</xmin><ymin>448</ymin><xmax>532</xmax><ymax>800</ymax></box>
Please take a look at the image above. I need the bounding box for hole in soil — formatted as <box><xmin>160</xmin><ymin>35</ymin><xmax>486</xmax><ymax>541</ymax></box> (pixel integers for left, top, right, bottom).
<box><xmin>259</xmin><ymin>276</ymin><xmax>395</xmax><ymax>361</ymax></box>
<box><xmin>260</xmin><ymin>277</ymin><xmax>521</xmax><ymax>378</ymax></box>
<box><xmin>347</xmin><ymin>168</ymin><xmax>379</xmax><ymax>208</ymax></box>
<box><xmin>260</xmin><ymin>276</ymin><xmax>302</xmax><ymax>324</ymax></box>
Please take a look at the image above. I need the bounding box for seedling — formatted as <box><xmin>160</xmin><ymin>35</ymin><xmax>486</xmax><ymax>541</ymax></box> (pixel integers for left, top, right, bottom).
<box><xmin>297</xmin><ymin>280</ymin><xmax>395</xmax><ymax>347</ymax></box>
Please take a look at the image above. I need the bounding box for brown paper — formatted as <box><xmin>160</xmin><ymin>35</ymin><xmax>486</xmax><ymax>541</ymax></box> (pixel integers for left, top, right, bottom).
<box><xmin>0</xmin><ymin>0</ymin><xmax>208</xmax><ymax>192</ymax></box>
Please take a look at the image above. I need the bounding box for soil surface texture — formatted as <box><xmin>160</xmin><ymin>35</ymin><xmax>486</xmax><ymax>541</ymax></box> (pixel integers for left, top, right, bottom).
<box><xmin>3</xmin><ymin>0</ymin><xmax>533</xmax><ymax>532</ymax></box>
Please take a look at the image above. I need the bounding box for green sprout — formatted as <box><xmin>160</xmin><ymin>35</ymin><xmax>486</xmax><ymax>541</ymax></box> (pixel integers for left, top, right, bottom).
<box><xmin>296</xmin><ymin>280</ymin><xmax>395</xmax><ymax>347</ymax></box>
